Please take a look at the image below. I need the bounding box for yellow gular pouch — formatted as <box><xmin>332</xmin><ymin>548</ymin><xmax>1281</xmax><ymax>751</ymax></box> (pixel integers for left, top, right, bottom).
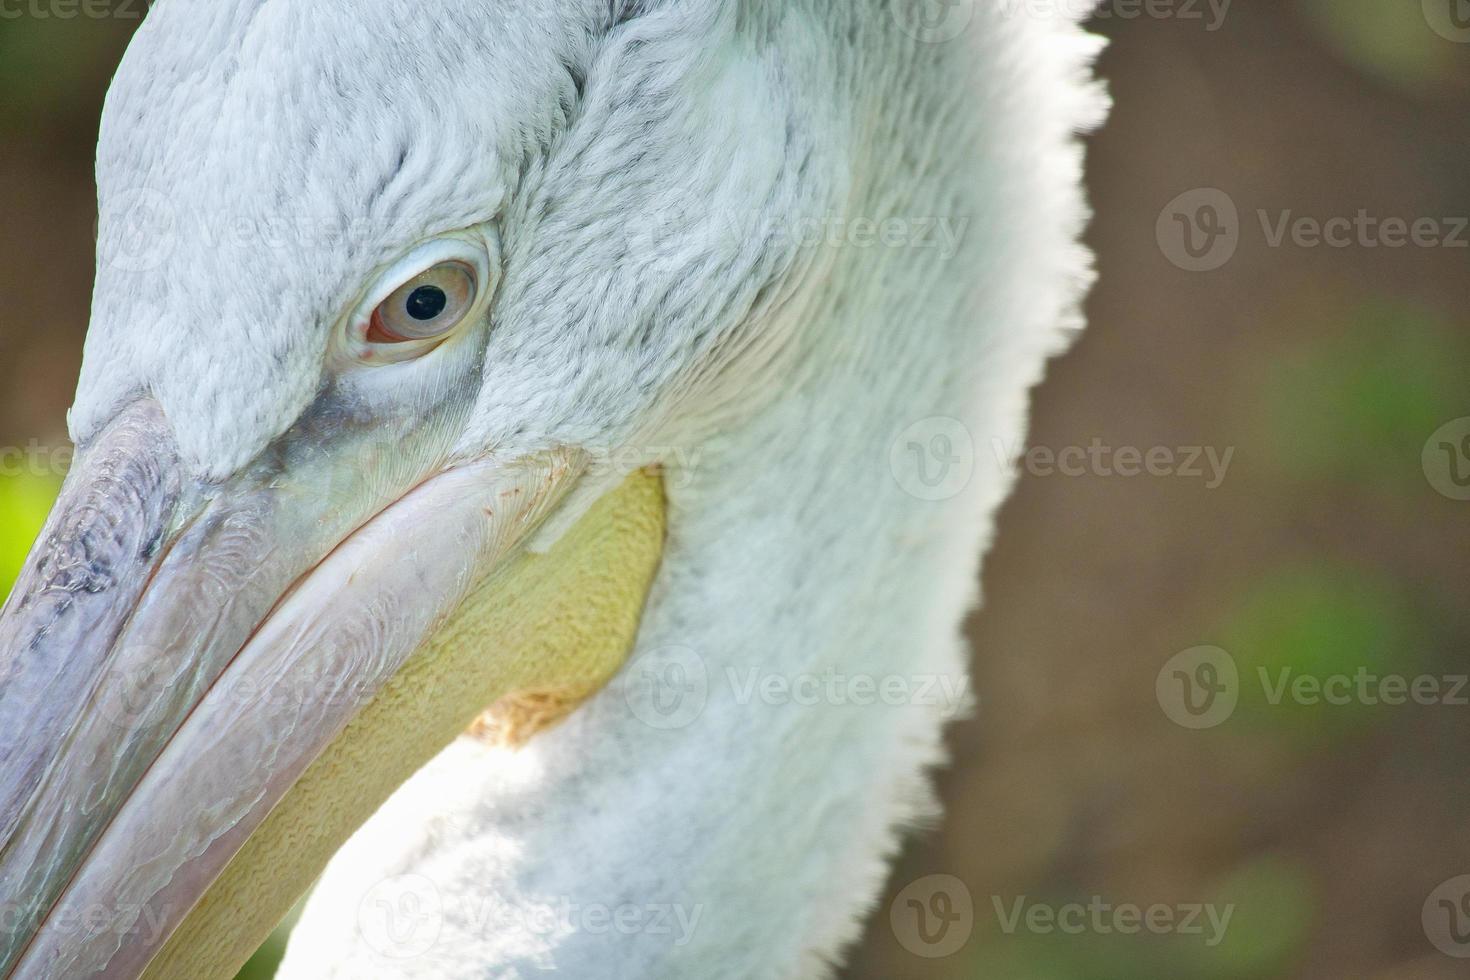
<box><xmin>144</xmin><ymin>469</ymin><xmax>668</xmax><ymax>980</ymax></box>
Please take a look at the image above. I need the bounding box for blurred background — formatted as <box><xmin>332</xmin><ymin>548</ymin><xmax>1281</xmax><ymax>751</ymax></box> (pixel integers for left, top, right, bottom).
<box><xmin>2</xmin><ymin>2</ymin><xmax>1468</xmax><ymax>978</ymax></box>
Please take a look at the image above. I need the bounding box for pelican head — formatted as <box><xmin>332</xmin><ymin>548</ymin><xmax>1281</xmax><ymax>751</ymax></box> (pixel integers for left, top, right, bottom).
<box><xmin>0</xmin><ymin>1</ymin><xmax>1105</xmax><ymax>977</ymax></box>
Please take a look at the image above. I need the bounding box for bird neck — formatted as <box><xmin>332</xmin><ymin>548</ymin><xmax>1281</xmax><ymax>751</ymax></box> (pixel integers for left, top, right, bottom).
<box><xmin>283</xmin><ymin>6</ymin><xmax>1105</xmax><ymax>976</ymax></box>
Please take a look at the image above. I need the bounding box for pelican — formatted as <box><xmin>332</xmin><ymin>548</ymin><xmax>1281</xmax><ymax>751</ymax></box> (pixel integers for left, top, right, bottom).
<box><xmin>0</xmin><ymin>1</ymin><xmax>1106</xmax><ymax>977</ymax></box>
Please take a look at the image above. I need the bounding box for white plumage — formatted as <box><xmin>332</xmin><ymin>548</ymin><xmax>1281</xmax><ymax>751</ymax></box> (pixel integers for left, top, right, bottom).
<box><xmin>71</xmin><ymin>1</ymin><xmax>1107</xmax><ymax>976</ymax></box>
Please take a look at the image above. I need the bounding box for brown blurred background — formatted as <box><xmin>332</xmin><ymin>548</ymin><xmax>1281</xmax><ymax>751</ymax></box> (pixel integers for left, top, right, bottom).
<box><xmin>3</xmin><ymin>2</ymin><xmax>1469</xmax><ymax>978</ymax></box>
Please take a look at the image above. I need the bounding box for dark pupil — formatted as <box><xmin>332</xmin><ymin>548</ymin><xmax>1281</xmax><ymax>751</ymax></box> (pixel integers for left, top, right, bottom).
<box><xmin>405</xmin><ymin>285</ymin><xmax>448</xmax><ymax>321</ymax></box>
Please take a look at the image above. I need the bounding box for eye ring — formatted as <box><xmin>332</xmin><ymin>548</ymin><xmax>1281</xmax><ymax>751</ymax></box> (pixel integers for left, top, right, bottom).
<box><xmin>338</xmin><ymin>226</ymin><xmax>500</xmax><ymax>366</ymax></box>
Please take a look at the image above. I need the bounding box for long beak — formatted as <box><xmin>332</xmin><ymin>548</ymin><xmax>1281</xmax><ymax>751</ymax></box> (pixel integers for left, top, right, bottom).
<box><xmin>0</xmin><ymin>399</ymin><xmax>605</xmax><ymax>978</ymax></box>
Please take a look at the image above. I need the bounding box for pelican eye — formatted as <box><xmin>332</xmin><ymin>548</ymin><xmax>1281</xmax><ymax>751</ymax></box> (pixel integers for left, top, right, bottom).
<box><xmin>340</xmin><ymin>227</ymin><xmax>499</xmax><ymax>367</ymax></box>
<box><xmin>369</xmin><ymin>261</ymin><xmax>477</xmax><ymax>344</ymax></box>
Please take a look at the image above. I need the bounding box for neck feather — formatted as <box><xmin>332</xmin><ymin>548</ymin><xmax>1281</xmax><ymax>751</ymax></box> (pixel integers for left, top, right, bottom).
<box><xmin>281</xmin><ymin>5</ymin><xmax>1105</xmax><ymax>978</ymax></box>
